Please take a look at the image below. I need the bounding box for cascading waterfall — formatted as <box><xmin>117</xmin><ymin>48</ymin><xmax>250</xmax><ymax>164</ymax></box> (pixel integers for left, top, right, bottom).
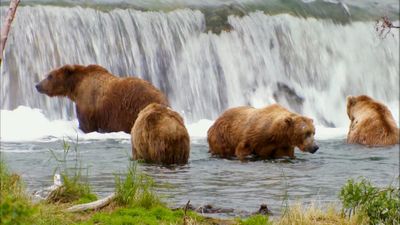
<box><xmin>1</xmin><ymin>6</ymin><xmax>205</xmax><ymax>120</ymax></box>
<box><xmin>1</xmin><ymin>5</ymin><xmax>399</xmax><ymax>128</ymax></box>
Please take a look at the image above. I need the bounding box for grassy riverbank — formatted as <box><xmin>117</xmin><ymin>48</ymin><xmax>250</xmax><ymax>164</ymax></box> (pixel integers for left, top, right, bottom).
<box><xmin>1</xmin><ymin>159</ymin><xmax>398</xmax><ymax>225</ymax></box>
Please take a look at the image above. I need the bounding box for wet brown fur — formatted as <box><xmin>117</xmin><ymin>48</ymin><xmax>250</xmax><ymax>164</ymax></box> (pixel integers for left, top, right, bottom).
<box><xmin>347</xmin><ymin>95</ymin><xmax>399</xmax><ymax>146</ymax></box>
<box><xmin>36</xmin><ymin>64</ymin><xmax>168</xmax><ymax>133</ymax></box>
<box><xmin>131</xmin><ymin>103</ymin><xmax>190</xmax><ymax>165</ymax></box>
<box><xmin>207</xmin><ymin>104</ymin><xmax>317</xmax><ymax>160</ymax></box>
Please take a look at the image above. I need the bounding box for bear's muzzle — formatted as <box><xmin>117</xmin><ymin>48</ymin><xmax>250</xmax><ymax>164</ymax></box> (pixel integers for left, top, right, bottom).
<box><xmin>309</xmin><ymin>144</ymin><xmax>319</xmax><ymax>154</ymax></box>
<box><xmin>35</xmin><ymin>83</ymin><xmax>44</xmax><ymax>93</ymax></box>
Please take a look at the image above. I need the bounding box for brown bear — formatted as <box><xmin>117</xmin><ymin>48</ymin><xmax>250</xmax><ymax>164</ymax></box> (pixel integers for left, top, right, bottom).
<box><xmin>346</xmin><ymin>95</ymin><xmax>399</xmax><ymax>146</ymax></box>
<box><xmin>131</xmin><ymin>103</ymin><xmax>190</xmax><ymax>165</ymax></box>
<box><xmin>207</xmin><ymin>104</ymin><xmax>319</xmax><ymax>160</ymax></box>
<box><xmin>35</xmin><ymin>64</ymin><xmax>168</xmax><ymax>133</ymax></box>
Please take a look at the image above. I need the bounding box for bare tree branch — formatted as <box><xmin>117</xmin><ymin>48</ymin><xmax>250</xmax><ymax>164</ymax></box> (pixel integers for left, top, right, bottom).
<box><xmin>0</xmin><ymin>0</ymin><xmax>20</xmax><ymax>65</ymax></box>
<box><xmin>375</xmin><ymin>16</ymin><xmax>400</xmax><ymax>39</ymax></box>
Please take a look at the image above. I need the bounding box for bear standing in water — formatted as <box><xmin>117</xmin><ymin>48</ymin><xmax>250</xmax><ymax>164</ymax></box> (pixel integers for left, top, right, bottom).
<box><xmin>346</xmin><ymin>95</ymin><xmax>399</xmax><ymax>146</ymax></box>
<box><xmin>36</xmin><ymin>64</ymin><xmax>168</xmax><ymax>133</ymax></box>
<box><xmin>207</xmin><ymin>104</ymin><xmax>319</xmax><ymax>160</ymax></box>
<box><xmin>131</xmin><ymin>103</ymin><xmax>190</xmax><ymax>165</ymax></box>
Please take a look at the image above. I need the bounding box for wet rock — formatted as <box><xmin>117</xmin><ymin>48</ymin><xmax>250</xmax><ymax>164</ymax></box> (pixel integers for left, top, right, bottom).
<box><xmin>273</xmin><ymin>82</ymin><xmax>304</xmax><ymax>114</ymax></box>
<box><xmin>173</xmin><ymin>202</ymin><xmax>195</xmax><ymax>211</ymax></box>
<box><xmin>203</xmin><ymin>3</ymin><xmax>246</xmax><ymax>34</ymax></box>
<box><xmin>318</xmin><ymin>115</ymin><xmax>336</xmax><ymax>128</ymax></box>
<box><xmin>196</xmin><ymin>204</ymin><xmax>235</xmax><ymax>214</ymax></box>
<box><xmin>175</xmin><ymin>202</ymin><xmax>272</xmax><ymax>216</ymax></box>
<box><xmin>255</xmin><ymin>204</ymin><xmax>272</xmax><ymax>215</ymax></box>
<box><xmin>174</xmin><ymin>203</ymin><xmax>234</xmax><ymax>214</ymax></box>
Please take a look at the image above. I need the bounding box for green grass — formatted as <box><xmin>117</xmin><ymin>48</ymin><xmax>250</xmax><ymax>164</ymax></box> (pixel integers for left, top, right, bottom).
<box><xmin>0</xmin><ymin>160</ymin><xmax>36</xmax><ymax>225</ymax></box>
<box><xmin>0</xmin><ymin>160</ymin><xmax>79</xmax><ymax>225</ymax></box>
<box><xmin>114</xmin><ymin>162</ymin><xmax>161</xmax><ymax>208</ymax></box>
<box><xmin>238</xmin><ymin>215</ymin><xmax>272</xmax><ymax>225</ymax></box>
<box><xmin>77</xmin><ymin>205</ymin><xmax>205</xmax><ymax>225</ymax></box>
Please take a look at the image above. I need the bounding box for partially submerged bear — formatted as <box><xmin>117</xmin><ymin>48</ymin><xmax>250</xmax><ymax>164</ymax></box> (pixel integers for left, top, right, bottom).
<box><xmin>131</xmin><ymin>103</ymin><xmax>190</xmax><ymax>165</ymax></box>
<box><xmin>346</xmin><ymin>95</ymin><xmax>399</xmax><ymax>146</ymax></box>
<box><xmin>36</xmin><ymin>64</ymin><xmax>168</xmax><ymax>133</ymax></box>
<box><xmin>207</xmin><ymin>104</ymin><xmax>319</xmax><ymax>160</ymax></box>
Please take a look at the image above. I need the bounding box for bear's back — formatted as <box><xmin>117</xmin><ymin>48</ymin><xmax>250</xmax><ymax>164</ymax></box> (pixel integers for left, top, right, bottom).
<box><xmin>348</xmin><ymin>98</ymin><xmax>399</xmax><ymax>146</ymax></box>
<box><xmin>94</xmin><ymin>76</ymin><xmax>169</xmax><ymax>133</ymax></box>
<box><xmin>131</xmin><ymin>103</ymin><xmax>190</xmax><ymax>165</ymax></box>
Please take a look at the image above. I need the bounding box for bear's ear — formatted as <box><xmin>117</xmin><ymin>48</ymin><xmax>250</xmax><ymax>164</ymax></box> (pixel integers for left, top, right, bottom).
<box><xmin>86</xmin><ymin>64</ymin><xmax>108</xmax><ymax>73</ymax></box>
<box><xmin>284</xmin><ymin>117</ymin><xmax>293</xmax><ymax>126</ymax></box>
<box><xmin>63</xmin><ymin>64</ymin><xmax>76</xmax><ymax>76</ymax></box>
<box><xmin>346</xmin><ymin>96</ymin><xmax>356</xmax><ymax>106</ymax></box>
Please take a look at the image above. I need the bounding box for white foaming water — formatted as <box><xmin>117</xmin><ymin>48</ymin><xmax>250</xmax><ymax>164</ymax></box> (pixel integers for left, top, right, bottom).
<box><xmin>0</xmin><ymin>107</ymin><xmax>215</xmax><ymax>142</ymax></box>
<box><xmin>315</xmin><ymin>126</ymin><xmax>347</xmax><ymax>140</ymax></box>
<box><xmin>1</xmin><ymin>106</ymin><xmax>351</xmax><ymax>142</ymax></box>
<box><xmin>186</xmin><ymin>119</ymin><xmax>214</xmax><ymax>139</ymax></box>
<box><xmin>0</xmin><ymin>106</ymin><xmax>129</xmax><ymax>142</ymax></box>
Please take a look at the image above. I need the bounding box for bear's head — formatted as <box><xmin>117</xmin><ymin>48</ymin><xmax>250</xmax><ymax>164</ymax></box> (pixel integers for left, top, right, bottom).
<box><xmin>287</xmin><ymin>116</ymin><xmax>319</xmax><ymax>154</ymax></box>
<box><xmin>346</xmin><ymin>95</ymin><xmax>372</xmax><ymax>121</ymax></box>
<box><xmin>35</xmin><ymin>64</ymin><xmax>84</xmax><ymax>97</ymax></box>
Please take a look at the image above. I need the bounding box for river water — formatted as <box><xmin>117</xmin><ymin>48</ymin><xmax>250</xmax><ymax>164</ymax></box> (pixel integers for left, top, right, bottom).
<box><xmin>1</xmin><ymin>0</ymin><xmax>399</xmax><ymax>217</ymax></box>
<box><xmin>1</xmin><ymin>134</ymin><xmax>399</xmax><ymax>215</ymax></box>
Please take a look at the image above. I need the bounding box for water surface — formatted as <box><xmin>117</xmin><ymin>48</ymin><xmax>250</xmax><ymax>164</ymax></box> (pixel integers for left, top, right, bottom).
<box><xmin>2</xmin><ymin>138</ymin><xmax>398</xmax><ymax>216</ymax></box>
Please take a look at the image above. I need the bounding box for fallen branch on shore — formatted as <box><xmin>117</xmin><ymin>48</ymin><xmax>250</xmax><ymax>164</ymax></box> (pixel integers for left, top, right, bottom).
<box><xmin>65</xmin><ymin>193</ymin><xmax>116</xmax><ymax>212</ymax></box>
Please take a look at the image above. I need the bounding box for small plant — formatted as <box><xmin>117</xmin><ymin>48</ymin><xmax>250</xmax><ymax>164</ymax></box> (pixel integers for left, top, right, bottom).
<box><xmin>0</xmin><ymin>160</ymin><xmax>23</xmax><ymax>195</ymax></box>
<box><xmin>46</xmin><ymin>174</ymin><xmax>97</xmax><ymax>204</ymax></box>
<box><xmin>114</xmin><ymin>161</ymin><xmax>161</xmax><ymax>208</ymax></box>
<box><xmin>238</xmin><ymin>214</ymin><xmax>272</xmax><ymax>225</ymax></box>
<box><xmin>47</xmin><ymin>138</ymin><xmax>96</xmax><ymax>204</ymax></box>
<box><xmin>340</xmin><ymin>177</ymin><xmax>400</xmax><ymax>225</ymax></box>
<box><xmin>279</xmin><ymin>167</ymin><xmax>290</xmax><ymax>217</ymax></box>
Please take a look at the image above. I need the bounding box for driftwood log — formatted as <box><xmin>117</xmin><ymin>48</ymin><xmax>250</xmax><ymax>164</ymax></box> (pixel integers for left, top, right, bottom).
<box><xmin>65</xmin><ymin>193</ymin><xmax>116</xmax><ymax>212</ymax></box>
<box><xmin>0</xmin><ymin>0</ymin><xmax>20</xmax><ymax>65</ymax></box>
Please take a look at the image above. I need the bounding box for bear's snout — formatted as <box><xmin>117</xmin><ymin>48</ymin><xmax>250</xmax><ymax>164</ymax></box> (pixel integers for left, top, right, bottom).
<box><xmin>35</xmin><ymin>83</ymin><xmax>43</xmax><ymax>93</ymax></box>
<box><xmin>309</xmin><ymin>144</ymin><xmax>319</xmax><ymax>154</ymax></box>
